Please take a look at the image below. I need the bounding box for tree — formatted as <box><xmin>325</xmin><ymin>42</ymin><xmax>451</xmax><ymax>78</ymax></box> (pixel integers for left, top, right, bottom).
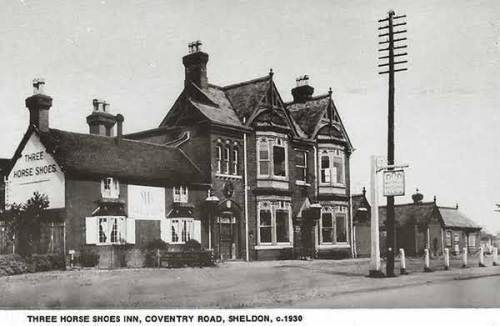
<box><xmin>3</xmin><ymin>192</ymin><xmax>49</xmax><ymax>256</ymax></box>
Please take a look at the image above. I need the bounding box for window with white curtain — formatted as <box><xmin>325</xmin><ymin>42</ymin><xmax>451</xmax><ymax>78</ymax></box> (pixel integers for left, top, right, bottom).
<box><xmin>319</xmin><ymin>148</ymin><xmax>345</xmax><ymax>186</ymax></box>
<box><xmin>170</xmin><ymin>218</ymin><xmax>194</xmax><ymax>244</ymax></box>
<box><xmin>257</xmin><ymin>136</ymin><xmax>288</xmax><ymax>178</ymax></box>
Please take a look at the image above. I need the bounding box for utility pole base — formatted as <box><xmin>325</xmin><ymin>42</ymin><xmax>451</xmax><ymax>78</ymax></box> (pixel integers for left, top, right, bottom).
<box><xmin>424</xmin><ymin>267</ymin><xmax>433</xmax><ymax>273</ymax></box>
<box><xmin>368</xmin><ymin>270</ymin><xmax>385</xmax><ymax>278</ymax></box>
<box><xmin>400</xmin><ymin>268</ymin><xmax>408</xmax><ymax>275</ymax></box>
<box><xmin>444</xmin><ymin>266</ymin><xmax>450</xmax><ymax>271</ymax></box>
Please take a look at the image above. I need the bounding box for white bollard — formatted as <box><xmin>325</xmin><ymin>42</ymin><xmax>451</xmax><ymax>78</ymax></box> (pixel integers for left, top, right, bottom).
<box><xmin>399</xmin><ymin>248</ymin><xmax>407</xmax><ymax>275</ymax></box>
<box><xmin>424</xmin><ymin>248</ymin><xmax>432</xmax><ymax>272</ymax></box>
<box><xmin>493</xmin><ymin>247</ymin><xmax>498</xmax><ymax>266</ymax></box>
<box><xmin>462</xmin><ymin>247</ymin><xmax>468</xmax><ymax>268</ymax></box>
<box><xmin>479</xmin><ymin>247</ymin><xmax>485</xmax><ymax>267</ymax></box>
<box><xmin>444</xmin><ymin>248</ymin><xmax>450</xmax><ymax>270</ymax></box>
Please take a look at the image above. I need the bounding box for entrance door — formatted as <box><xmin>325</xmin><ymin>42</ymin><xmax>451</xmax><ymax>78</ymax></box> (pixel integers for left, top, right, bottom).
<box><xmin>217</xmin><ymin>214</ymin><xmax>237</xmax><ymax>260</ymax></box>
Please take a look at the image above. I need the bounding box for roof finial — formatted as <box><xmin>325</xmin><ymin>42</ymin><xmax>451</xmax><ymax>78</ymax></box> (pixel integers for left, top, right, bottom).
<box><xmin>328</xmin><ymin>87</ymin><xmax>332</xmax><ymax>97</ymax></box>
<box><xmin>269</xmin><ymin>68</ymin><xmax>274</xmax><ymax>79</ymax></box>
<box><xmin>362</xmin><ymin>186</ymin><xmax>366</xmax><ymax>196</ymax></box>
<box><xmin>456</xmin><ymin>203</ymin><xmax>459</xmax><ymax>209</ymax></box>
<box><xmin>433</xmin><ymin>195</ymin><xmax>436</xmax><ymax>203</ymax></box>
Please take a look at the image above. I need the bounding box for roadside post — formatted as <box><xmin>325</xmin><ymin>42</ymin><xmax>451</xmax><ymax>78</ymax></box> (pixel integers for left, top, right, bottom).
<box><xmin>399</xmin><ymin>248</ymin><xmax>407</xmax><ymax>275</ymax></box>
<box><xmin>462</xmin><ymin>247</ymin><xmax>468</xmax><ymax>268</ymax></box>
<box><xmin>444</xmin><ymin>248</ymin><xmax>450</xmax><ymax>270</ymax></box>
<box><xmin>424</xmin><ymin>248</ymin><xmax>432</xmax><ymax>272</ymax></box>
<box><xmin>479</xmin><ymin>247</ymin><xmax>485</xmax><ymax>267</ymax></box>
<box><xmin>493</xmin><ymin>247</ymin><xmax>498</xmax><ymax>266</ymax></box>
<box><xmin>368</xmin><ymin>156</ymin><xmax>409</xmax><ymax>278</ymax></box>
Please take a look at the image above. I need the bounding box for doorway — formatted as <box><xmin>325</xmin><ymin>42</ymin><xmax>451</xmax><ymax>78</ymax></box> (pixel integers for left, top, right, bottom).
<box><xmin>217</xmin><ymin>213</ymin><xmax>238</xmax><ymax>260</ymax></box>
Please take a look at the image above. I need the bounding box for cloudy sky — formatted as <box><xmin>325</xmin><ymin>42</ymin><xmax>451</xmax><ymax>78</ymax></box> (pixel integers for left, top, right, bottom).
<box><xmin>0</xmin><ymin>0</ymin><xmax>499</xmax><ymax>232</ymax></box>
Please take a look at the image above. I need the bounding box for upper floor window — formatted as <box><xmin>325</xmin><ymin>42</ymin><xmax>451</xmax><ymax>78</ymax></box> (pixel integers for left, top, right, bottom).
<box><xmin>173</xmin><ymin>186</ymin><xmax>188</xmax><ymax>203</ymax></box>
<box><xmin>224</xmin><ymin>145</ymin><xmax>230</xmax><ymax>174</ymax></box>
<box><xmin>295</xmin><ymin>150</ymin><xmax>308</xmax><ymax>183</ymax></box>
<box><xmin>319</xmin><ymin>148</ymin><xmax>345</xmax><ymax>186</ymax></box>
<box><xmin>257</xmin><ymin>136</ymin><xmax>288</xmax><ymax>178</ymax></box>
<box><xmin>319</xmin><ymin>206</ymin><xmax>348</xmax><ymax>244</ymax></box>
<box><xmin>216</xmin><ymin>145</ymin><xmax>222</xmax><ymax>174</ymax></box>
<box><xmin>101</xmin><ymin>177</ymin><xmax>119</xmax><ymax>199</ymax></box>
<box><xmin>232</xmin><ymin>147</ymin><xmax>239</xmax><ymax>175</ymax></box>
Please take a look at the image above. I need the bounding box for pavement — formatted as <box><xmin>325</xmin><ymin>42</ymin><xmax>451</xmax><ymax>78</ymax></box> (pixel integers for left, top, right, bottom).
<box><xmin>0</xmin><ymin>255</ymin><xmax>498</xmax><ymax>308</ymax></box>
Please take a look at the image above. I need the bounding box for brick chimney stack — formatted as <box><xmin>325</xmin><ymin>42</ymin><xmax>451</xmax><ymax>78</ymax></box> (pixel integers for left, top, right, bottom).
<box><xmin>25</xmin><ymin>78</ymin><xmax>52</xmax><ymax>133</ymax></box>
<box><xmin>182</xmin><ymin>40</ymin><xmax>209</xmax><ymax>90</ymax></box>
<box><xmin>86</xmin><ymin>99</ymin><xmax>116</xmax><ymax>136</ymax></box>
<box><xmin>291</xmin><ymin>75</ymin><xmax>314</xmax><ymax>103</ymax></box>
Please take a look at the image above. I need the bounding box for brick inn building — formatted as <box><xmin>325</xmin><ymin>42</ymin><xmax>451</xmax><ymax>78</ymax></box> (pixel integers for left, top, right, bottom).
<box><xmin>1</xmin><ymin>42</ymin><xmax>354</xmax><ymax>266</ymax></box>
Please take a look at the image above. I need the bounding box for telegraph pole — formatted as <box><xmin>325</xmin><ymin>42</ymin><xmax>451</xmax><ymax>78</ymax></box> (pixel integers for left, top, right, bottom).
<box><xmin>378</xmin><ymin>10</ymin><xmax>407</xmax><ymax>277</ymax></box>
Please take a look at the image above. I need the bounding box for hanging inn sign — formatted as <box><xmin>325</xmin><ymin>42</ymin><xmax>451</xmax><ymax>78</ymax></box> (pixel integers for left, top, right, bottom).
<box><xmin>383</xmin><ymin>169</ymin><xmax>405</xmax><ymax>197</ymax></box>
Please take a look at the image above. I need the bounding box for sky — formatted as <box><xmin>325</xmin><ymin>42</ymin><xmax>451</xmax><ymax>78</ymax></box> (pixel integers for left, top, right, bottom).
<box><xmin>0</xmin><ymin>0</ymin><xmax>499</xmax><ymax>233</ymax></box>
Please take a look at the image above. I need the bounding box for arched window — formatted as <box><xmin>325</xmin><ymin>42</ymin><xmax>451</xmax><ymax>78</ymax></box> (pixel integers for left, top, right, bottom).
<box><xmin>224</xmin><ymin>145</ymin><xmax>230</xmax><ymax>174</ymax></box>
<box><xmin>232</xmin><ymin>147</ymin><xmax>239</xmax><ymax>175</ymax></box>
<box><xmin>216</xmin><ymin>144</ymin><xmax>222</xmax><ymax>174</ymax></box>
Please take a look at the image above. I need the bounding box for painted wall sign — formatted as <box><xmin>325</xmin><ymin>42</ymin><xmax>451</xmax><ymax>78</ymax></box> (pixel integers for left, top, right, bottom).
<box><xmin>6</xmin><ymin>133</ymin><xmax>65</xmax><ymax>209</ymax></box>
<box><xmin>383</xmin><ymin>169</ymin><xmax>405</xmax><ymax>197</ymax></box>
<box><xmin>127</xmin><ymin>185</ymin><xmax>165</xmax><ymax>220</ymax></box>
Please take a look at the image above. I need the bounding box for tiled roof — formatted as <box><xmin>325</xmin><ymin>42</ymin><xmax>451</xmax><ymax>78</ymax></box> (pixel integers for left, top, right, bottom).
<box><xmin>287</xmin><ymin>95</ymin><xmax>330</xmax><ymax>136</ymax></box>
<box><xmin>39</xmin><ymin>129</ymin><xmax>205</xmax><ymax>185</ymax></box>
<box><xmin>190</xmin><ymin>85</ymin><xmax>243</xmax><ymax>127</ymax></box>
<box><xmin>351</xmin><ymin>193</ymin><xmax>370</xmax><ymax>213</ymax></box>
<box><xmin>379</xmin><ymin>202</ymin><xmax>436</xmax><ymax>226</ymax></box>
<box><xmin>222</xmin><ymin>76</ymin><xmax>271</xmax><ymax>122</ymax></box>
<box><xmin>438</xmin><ymin>207</ymin><xmax>481</xmax><ymax>229</ymax></box>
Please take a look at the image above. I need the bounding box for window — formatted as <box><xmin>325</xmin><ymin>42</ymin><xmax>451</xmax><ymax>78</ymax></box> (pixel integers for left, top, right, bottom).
<box><xmin>468</xmin><ymin>234</ymin><xmax>476</xmax><ymax>247</ymax></box>
<box><xmin>319</xmin><ymin>206</ymin><xmax>348</xmax><ymax>244</ymax></box>
<box><xmin>257</xmin><ymin>201</ymin><xmax>292</xmax><ymax>245</ymax></box>
<box><xmin>101</xmin><ymin>177</ymin><xmax>119</xmax><ymax>199</ymax></box>
<box><xmin>446</xmin><ymin>231</ymin><xmax>452</xmax><ymax>246</ymax></box>
<box><xmin>295</xmin><ymin>151</ymin><xmax>308</xmax><ymax>182</ymax></box>
<box><xmin>232</xmin><ymin>147</ymin><xmax>239</xmax><ymax>175</ymax></box>
<box><xmin>170</xmin><ymin>218</ymin><xmax>193</xmax><ymax>244</ymax></box>
<box><xmin>258</xmin><ymin>138</ymin><xmax>270</xmax><ymax>176</ymax></box>
<box><xmin>98</xmin><ymin>217</ymin><xmax>124</xmax><ymax>244</ymax></box>
<box><xmin>216</xmin><ymin>144</ymin><xmax>222</xmax><ymax>173</ymax></box>
<box><xmin>273</xmin><ymin>139</ymin><xmax>286</xmax><ymax>177</ymax></box>
<box><xmin>173</xmin><ymin>186</ymin><xmax>188</xmax><ymax>203</ymax></box>
<box><xmin>257</xmin><ymin>136</ymin><xmax>288</xmax><ymax>178</ymax></box>
<box><xmin>224</xmin><ymin>145</ymin><xmax>230</xmax><ymax>174</ymax></box>
<box><xmin>319</xmin><ymin>148</ymin><xmax>345</xmax><ymax>186</ymax></box>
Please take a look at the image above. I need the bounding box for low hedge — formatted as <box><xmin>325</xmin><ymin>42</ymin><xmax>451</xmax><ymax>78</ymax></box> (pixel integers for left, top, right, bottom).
<box><xmin>0</xmin><ymin>254</ymin><xmax>66</xmax><ymax>277</ymax></box>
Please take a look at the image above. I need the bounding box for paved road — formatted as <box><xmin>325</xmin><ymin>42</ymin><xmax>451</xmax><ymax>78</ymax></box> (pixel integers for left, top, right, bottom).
<box><xmin>298</xmin><ymin>274</ymin><xmax>500</xmax><ymax>308</ymax></box>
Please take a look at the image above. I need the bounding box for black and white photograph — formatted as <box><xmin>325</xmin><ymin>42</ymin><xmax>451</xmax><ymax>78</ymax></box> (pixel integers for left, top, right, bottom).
<box><xmin>0</xmin><ymin>0</ymin><xmax>499</xmax><ymax>324</ymax></box>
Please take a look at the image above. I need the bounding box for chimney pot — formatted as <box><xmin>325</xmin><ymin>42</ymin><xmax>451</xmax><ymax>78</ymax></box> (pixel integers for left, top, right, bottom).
<box><xmin>87</xmin><ymin>99</ymin><xmax>116</xmax><ymax>136</ymax></box>
<box><xmin>291</xmin><ymin>75</ymin><xmax>314</xmax><ymax>103</ymax></box>
<box><xmin>116</xmin><ymin>114</ymin><xmax>124</xmax><ymax>142</ymax></box>
<box><xmin>25</xmin><ymin>78</ymin><xmax>52</xmax><ymax>132</ymax></box>
<box><xmin>182</xmin><ymin>41</ymin><xmax>209</xmax><ymax>89</ymax></box>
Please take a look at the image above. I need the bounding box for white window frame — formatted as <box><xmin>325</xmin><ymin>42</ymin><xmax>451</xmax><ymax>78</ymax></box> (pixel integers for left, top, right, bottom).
<box><xmin>97</xmin><ymin>216</ymin><xmax>125</xmax><ymax>245</ymax></box>
<box><xmin>101</xmin><ymin>177</ymin><xmax>119</xmax><ymax>199</ymax></box>
<box><xmin>257</xmin><ymin>200</ymin><xmax>292</xmax><ymax>247</ymax></box>
<box><xmin>170</xmin><ymin>218</ymin><xmax>194</xmax><ymax>244</ymax></box>
<box><xmin>319</xmin><ymin>206</ymin><xmax>348</xmax><ymax>245</ymax></box>
<box><xmin>224</xmin><ymin>145</ymin><xmax>230</xmax><ymax>174</ymax></box>
<box><xmin>446</xmin><ymin>231</ymin><xmax>452</xmax><ymax>246</ymax></box>
<box><xmin>173</xmin><ymin>186</ymin><xmax>188</xmax><ymax>203</ymax></box>
<box><xmin>295</xmin><ymin>150</ymin><xmax>308</xmax><ymax>183</ymax></box>
<box><xmin>256</xmin><ymin>135</ymin><xmax>288</xmax><ymax>179</ymax></box>
<box><xmin>468</xmin><ymin>234</ymin><xmax>476</xmax><ymax>247</ymax></box>
<box><xmin>216</xmin><ymin>144</ymin><xmax>222</xmax><ymax>174</ymax></box>
<box><xmin>318</xmin><ymin>147</ymin><xmax>345</xmax><ymax>187</ymax></box>
<box><xmin>232</xmin><ymin>146</ymin><xmax>239</xmax><ymax>175</ymax></box>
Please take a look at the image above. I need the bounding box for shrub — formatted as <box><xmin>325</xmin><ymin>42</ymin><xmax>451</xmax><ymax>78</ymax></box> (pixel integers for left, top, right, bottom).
<box><xmin>183</xmin><ymin>239</ymin><xmax>201</xmax><ymax>252</ymax></box>
<box><xmin>0</xmin><ymin>254</ymin><xmax>65</xmax><ymax>277</ymax></box>
<box><xmin>79</xmin><ymin>249</ymin><xmax>99</xmax><ymax>267</ymax></box>
<box><xmin>125</xmin><ymin>249</ymin><xmax>146</xmax><ymax>268</ymax></box>
<box><xmin>0</xmin><ymin>254</ymin><xmax>28</xmax><ymax>277</ymax></box>
<box><xmin>142</xmin><ymin>239</ymin><xmax>169</xmax><ymax>251</ymax></box>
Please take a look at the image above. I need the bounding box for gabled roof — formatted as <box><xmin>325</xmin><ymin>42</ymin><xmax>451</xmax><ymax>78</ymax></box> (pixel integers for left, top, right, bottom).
<box><xmin>379</xmin><ymin>202</ymin><xmax>436</xmax><ymax>226</ymax></box>
<box><xmin>351</xmin><ymin>192</ymin><xmax>371</xmax><ymax>213</ymax></box>
<box><xmin>222</xmin><ymin>75</ymin><xmax>271</xmax><ymax>122</ymax></box>
<box><xmin>379</xmin><ymin>201</ymin><xmax>481</xmax><ymax>231</ymax></box>
<box><xmin>438</xmin><ymin>207</ymin><xmax>481</xmax><ymax>229</ymax></box>
<box><xmin>9</xmin><ymin>127</ymin><xmax>206</xmax><ymax>186</ymax></box>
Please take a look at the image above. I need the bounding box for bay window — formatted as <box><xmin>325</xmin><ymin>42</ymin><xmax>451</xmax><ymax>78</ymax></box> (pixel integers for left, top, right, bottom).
<box><xmin>319</xmin><ymin>206</ymin><xmax>348</xmax><ymax>245</ymax></box>
<box><xmin>170</xmin><ymin>218</ymin><xmax>193</xmax><ymax>244</ymax></box>
<box><xmin>257</xmin><ymin>201</ymin><xmax>292</xmax><ymax>245</ymax></box>
<box><xmin>98</xmin><ymin>216</ymin><xmax>124</xmax><ymax>244</ymax></box>
<box><xmin>295</xmin><ymin>150</ymin><xmax>308</xmax><ymax>183</ymax></box>
<box><xmin>257</xmin><ymin>136</ymin><xmax>288</xmax><ymax>178</ymax></box>
<box><xmin>319</xmin><ymin>148</ymin><xmax>345</xmax><ymax>186</ymax></box>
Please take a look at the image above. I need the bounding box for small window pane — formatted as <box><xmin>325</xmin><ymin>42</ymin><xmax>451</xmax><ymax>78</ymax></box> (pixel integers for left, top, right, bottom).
<box><xmin>276</xmin><ymin>210</ymin><xmax>289</xmax><ymax>242</ymax></box>
<box><xmin>336</xmin><ymin>214</ymin><xmax>347</xmax><ymax>242</ymax></box>
<box><xmin>273</xmin><ymin>146</ymin><xmax>286</xmax><ymax>176</ymax></box>
<box><xmin>334</xmin><ymin>157</ymin><xmax>344</xmax><ymax>184</ymax></box>
<box><xmin>260</xmin><ymin>210</ymin><xmax>272</xmax><ymax>226</ymax></box>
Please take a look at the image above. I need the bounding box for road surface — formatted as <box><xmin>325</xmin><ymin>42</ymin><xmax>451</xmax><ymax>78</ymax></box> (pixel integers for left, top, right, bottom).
<box><xmin>298</xmin><ymin>274</ymin><xmax>500</xmax><ymax>308</ymax></box>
